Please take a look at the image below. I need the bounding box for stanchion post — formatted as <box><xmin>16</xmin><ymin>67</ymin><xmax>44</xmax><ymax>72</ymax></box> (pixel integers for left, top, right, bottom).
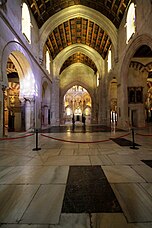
<box><xmin>130</xmin><ymin>128</ymin><xmax>139</xmax><ymax>150</ymax></box>
<box><xmin>33</xmin><ymin>129</ymin><xmax>41</xmax><ymax>151</ymax></box>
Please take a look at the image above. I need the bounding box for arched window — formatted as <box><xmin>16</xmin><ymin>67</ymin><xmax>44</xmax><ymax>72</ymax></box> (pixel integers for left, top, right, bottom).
<box><xmin>96</xmin><ymin>71</ymin><xmax>99</xmax><ymax>87</ymax></box>
<box><xmin>126</xmin><ymin>3</ymin><xmax>136</xmax><ymax>44</ymax></box>
<box><xmin>46</xmin><ymin>50</ymin><xmax>50</xmax><ymax>73</ymax></box>
<box><xmin>108</xmin><ymin>49</ymin><xmax>112</xmax><ymax>72</ymax></box>
<box><xmin>22</xmin><ymin>3</ymin><xmax>31</xmax><ymax>43</ymax></box>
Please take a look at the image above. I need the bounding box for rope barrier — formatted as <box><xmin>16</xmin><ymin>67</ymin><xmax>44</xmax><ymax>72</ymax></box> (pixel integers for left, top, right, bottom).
<box><xmin>110</xmin><ymin>132</ymin><xmax>130</xmax><ymax>139</ymax></box>
<box><xmin>0</xmin><ymin>133</ymin><xmax>34</xmax><ymax>141</ymax></box>
<box><xmin>41</xmin><ymin>132</ymin><xmax>131</xmax><ymax>144</ymax></box>
<box><xmin>133</xmin><ymin>123</ymin><xmax>152</xmax><ymax>130</ymax></box>
<box><xmin>136</xmin><ymin>133</ymin><xmax>152</xmax><ymax>137</ymax></box>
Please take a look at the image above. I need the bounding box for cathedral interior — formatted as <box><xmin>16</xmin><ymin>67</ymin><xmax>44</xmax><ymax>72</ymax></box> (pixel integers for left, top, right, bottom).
<box><xmin>0</xmin><ymin>0</ymin><xmax>152</xmax><ymax>227</ymax></box>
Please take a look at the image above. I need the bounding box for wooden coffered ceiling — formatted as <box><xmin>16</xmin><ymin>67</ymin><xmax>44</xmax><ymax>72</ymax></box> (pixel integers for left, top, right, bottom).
<box><xmin>60</xmin><ymin>52</ymin><xmax>97</xmax><ymax>74</ymax></box>
<box><xmin>46</xmin><ymin>17</ymin><xmax>112</xmax><ymax>60</ymax></box>
<box><xmin>26</xmin><ymin>0</ymin><xmax>130</xmax><ymax>72</ymax></box>
<box><xmin>27</xmin><ymin>0</ymin><xmax>130</xmax><ymax>29</ymax></box>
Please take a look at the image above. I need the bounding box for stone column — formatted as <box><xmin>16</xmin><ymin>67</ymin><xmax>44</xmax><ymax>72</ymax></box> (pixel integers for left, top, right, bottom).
<box><xmin>59</xmin><ymin>99</ymin><xmax>65</xmax><ymax>125</ymax></box>
<box><xmin>23</xmin><ymin>97</ymin><xmax>35</xmax><ymax>131</ymax></box>
<box><xmin>91</xmin><ymin>100</ymin><xmax>98</xmax><ymax>124</ymax></box>
<box><xmin>25</xmin><ymin>99</ymin><xmax>31</xmax><ymax>131</ymax></box>
<box><xmin>98</xmin><ymin>75</ymin><xmax>108</xmax><ymax>125</ymax></box>
<box><xmin>30</xmin><ymin>98</ymin><xmax>35</xmax><ymax>129</ymax></box>
<box><xmin>20</xmin><ymin>98</ymin><xmax>26</xmax><ymax>131</ymax></box>
<box><xmin>117</xmin><ymin>83</ymin><xmax>128</xmax><ymax>130</ymax></box>
<box><xmin>1</xmin><ymin>85</ymin><xmax>7</xmax><ymax>136</ymax></box>
<box><xmin>44</xmin><ymin>105</ymin><xmax>48</xmax><ymax>126</ymax></box>
<box><xmin>51</xmin><ymin>77</ymin><xmax>60</xmax><ymax>126</ymax></box>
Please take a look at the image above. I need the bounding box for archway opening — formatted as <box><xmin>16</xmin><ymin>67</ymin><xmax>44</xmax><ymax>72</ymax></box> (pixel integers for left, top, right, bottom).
<box><xmin>63</xmin><ymin>85</ymin><xmax>92</xmax><ymax>125</ymax></box>
<box><xmin>4</xmin><ymin>59</ymin><xmax>22</xmax><ymax>132</ymax></box>
<box><xmin>128</xmin><ymin>45</ymin><xmax>152</xmax><ymax>127</ymax></box>
<box><xmin>3</xmin><ymin>51</ymin><xmax>38</xmax><ymax>135</ymax></box>
<box><xmin>145</xmin><ymin>71</ymin><xmax>152</xmax><ymax>122</ymax></box>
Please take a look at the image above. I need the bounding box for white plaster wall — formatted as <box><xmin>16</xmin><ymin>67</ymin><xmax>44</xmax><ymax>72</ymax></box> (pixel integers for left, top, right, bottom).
<box><xmin>115</xmin><ymin>0</ymin><xmax>152</xmax><ymax>129</ymax></box>
<box><xmin>60</xmin><ymin>63</ymin><xmax>95</xmax><ymax>91</ymax></box>
<box><xmin>128</xmin><ymin>68</ymin><xmax>146</xmax><ymax>87</ymax></box>
<box><xmin>118</xmin><ymin>0</ymin><xmax>152</xmax><ymax>77</ymax></box>
<box><xmin>0</xmin><ymin>0</ymin><xmax>52</xmax><ymax>134</ymax></box>
<box><xmin>2</xmin><ymin>0</ymin><xmax>40</xmax><ymax>62</ymax></box>
<box><xmin>53</xmin><ymin>44</ymin><xmax>104</xmax><ymax>77</ymax></box>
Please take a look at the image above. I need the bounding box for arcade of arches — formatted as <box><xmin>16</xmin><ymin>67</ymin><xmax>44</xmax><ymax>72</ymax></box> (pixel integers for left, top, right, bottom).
<box><xmin>63</xmin><ymin>85</ymin><xmax>92</xmax><ymax>124</ymax></box>
<box><xmin>0</xmin><ymin>0</ymin><xmax>152</xmax><ymax>136</ymax></box>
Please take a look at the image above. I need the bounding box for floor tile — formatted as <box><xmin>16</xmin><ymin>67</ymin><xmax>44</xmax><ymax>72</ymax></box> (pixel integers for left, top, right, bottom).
<box><xmin>0</xmin><ymin>166</ymin><xmax>14</xmax><ymax>178</ymax></box>
<box><xmin>102</xmin><ymin>165</ymin><xmax>145</xmax><ymax>183</ymax></box>
<box><xmin>0</xmin><ymin>225</ymin><xmax>49</xmax><ymax>228</ymax></box>
<box><xmin>60</xmin><ymin>149</ymin><xmax>74</xmax><ymax>155</ymax></box>
<box><xmin>50</xmin><ymin>213</ymin><xmax>90</xmax><ymax>228</ymax></box>
<box><xmin>111</xmin><ymin>183</ymin><xmax>152</xmax><ymax>222</ymax></box>
<box><xmin>0</xmin><ymin>185</ymin><xmax>39</xmax><ymax>223</ymax></box>
<box><xmin>140</xmin><ymin>183</ymin><xmax>152</xmax><ymax>197</ymax></box>
<box><xmin>0</xmin><ymin>166</ymin><xmax>69</xmax><ymax>184</ymax></box>
<box><xmin>45</xmin><ymin>155</ymin><xmax>91</xmax><ymax>165</ymax></box>
<box><xmin>21</xmin><ymin>185</ymin><xmax>65</xmax><ymax>224</ymax></box>
<box><xmin>89</xmin><ymin>155</ymin><xmax>113</xmax><ymax>165</ymax></box>
<box><xmin>131</xmin><ymin>165</ymin><xmax>152</xmax><ymax>182</ymax></box>
<box><xmin>44</xmin><ymin>148</ymin><xmax>61</xmax><ymax>156</ymax></box>
<box><xmin>108</xmin><ymin>154</ymin><xmax>142</xmax><ymax>165</ymax></box>
<box><xmin>0</xmin><ymin>127</ymin><xmax>152</xmax><ymax>227</ymax></box>
<box><xmin>91</xmin><ymin>213</ymin><xmax>152</xmax><ymax>228</ymax></box>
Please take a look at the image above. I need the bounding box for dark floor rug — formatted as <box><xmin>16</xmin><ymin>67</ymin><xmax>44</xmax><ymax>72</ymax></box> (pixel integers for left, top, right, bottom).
<box><xmin>61</xmin><ymin>166</ymin><xmax>122</xmax><ymax>213</ymax></box>
<box><xmin>141</xmin><ymin>160</ymin><xmax>152</xmax><ymax>168</ymax></box>
<box><xmin>110</xmin><ymin>138</ymin><xmax>140</xmax><ymax>147</ymax></box>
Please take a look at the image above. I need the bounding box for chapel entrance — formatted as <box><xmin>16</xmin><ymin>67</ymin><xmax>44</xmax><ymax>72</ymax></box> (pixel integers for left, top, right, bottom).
<box><xmin>63</xmin><ymin>85</ymin><xmax>92</xmax><ymax>125</ymax></box>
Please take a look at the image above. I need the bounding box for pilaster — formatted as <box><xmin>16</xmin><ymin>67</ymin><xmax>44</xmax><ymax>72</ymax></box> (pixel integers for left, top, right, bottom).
<box><xmin>51</xmin><ymin>77</ymin><xmax>60</xmax><ymax>126</ymax></box>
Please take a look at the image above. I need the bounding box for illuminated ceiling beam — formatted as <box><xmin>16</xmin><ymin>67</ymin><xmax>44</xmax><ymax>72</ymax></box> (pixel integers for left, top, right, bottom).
<box><xmin>117</xmin><ymin>0</ymin><xmax>124</xmax><ymax>16</ymax></box>
<box><xmin>33</xmin><ymin>0</ymin><xmax>41</xmax><ymax>16</ymax></box>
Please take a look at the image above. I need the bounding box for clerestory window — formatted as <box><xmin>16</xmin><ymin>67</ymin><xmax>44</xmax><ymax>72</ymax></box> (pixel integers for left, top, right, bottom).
<box><xmin>126</xmin><ymin>3</ymin><xmax>136</xmax><ymax>44</ymax></box>
<box><xmin>46</xmin><ymin>50</ymin><xmax>50</xmax><ymax>73</ymax></box>
<box><xmin>22</xmin><ymin>3</ymin><xmax>31</xmax><ymax>43</ymax></box>
<box><xmin>108</xmin><ymin>49</ymin><xmax>112</xmax><ymax>72</ymax></box>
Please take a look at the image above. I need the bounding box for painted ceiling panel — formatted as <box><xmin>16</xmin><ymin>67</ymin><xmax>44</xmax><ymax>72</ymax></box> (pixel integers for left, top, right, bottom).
<box><xmin>26</xmin><ymin>0</ymin><xmax>130</xmax><ymax>70</ymax></box>
<box><xmin>60</xmin><ymin>52</ymin><xmax>98</xmax><ymax>74</ymax></box>
<box><xmin>46</xmin><ymin>17</ymin><xmax>112</xmax><ymax>60</ymax></box>
<box><xmin>27</xmin><ymin>0</ymin><xmax>130</xmax><ymax>29</ymax></box>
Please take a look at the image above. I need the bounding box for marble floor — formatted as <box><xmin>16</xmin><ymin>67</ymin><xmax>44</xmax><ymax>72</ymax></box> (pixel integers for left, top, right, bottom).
<box><xmin>0</xmin><ymin>125</ymin><xmax>152</xmax><ymax>228</ymax></box>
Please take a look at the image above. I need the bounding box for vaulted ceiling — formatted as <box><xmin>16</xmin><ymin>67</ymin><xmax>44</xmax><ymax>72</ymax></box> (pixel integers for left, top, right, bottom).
<box><xmin>60</xmin><ymin>52</ymin><xmax>98</xmax><ymax>74</ymax></box>
<box><xmin>46</xmin><ymin>17</ymin><xmax>112</xmax><ymax>60</ymax></box>
<box><xmin>27</xmin><ymin>0</ymin><xmax>130</xmax><ymax>72</ymax></box>
<box><xmin>27</xmin><ymin>0</ymin><xmax>130</xmax><ymax>29</ymax></box>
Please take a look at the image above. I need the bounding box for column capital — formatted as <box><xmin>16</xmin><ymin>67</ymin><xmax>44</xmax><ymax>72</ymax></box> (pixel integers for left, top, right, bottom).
<box><xmin>19</xmin><ymin>96</ymin><xmax>35</xmax><ymax>103</ymax></box>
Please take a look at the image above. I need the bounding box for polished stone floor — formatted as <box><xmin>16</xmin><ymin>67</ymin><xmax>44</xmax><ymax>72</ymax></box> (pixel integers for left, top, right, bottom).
<box><xmin>0</xmin><ymin>124</ymin><xmax>152</xmax><ymax>228</ymax></box>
